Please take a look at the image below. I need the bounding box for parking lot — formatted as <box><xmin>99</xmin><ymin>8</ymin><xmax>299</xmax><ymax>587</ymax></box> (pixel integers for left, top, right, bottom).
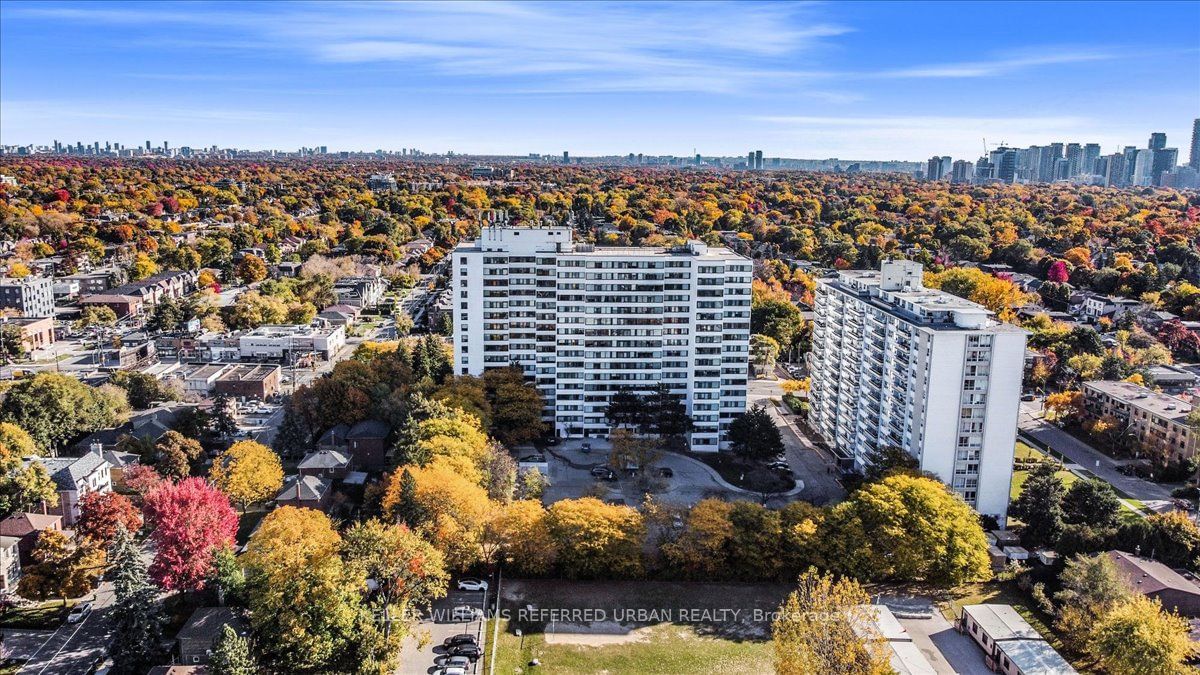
<box><xmin>398</xmin><ymin>578</ymin><xmax>493</xmax><ymax>674</ymax></box>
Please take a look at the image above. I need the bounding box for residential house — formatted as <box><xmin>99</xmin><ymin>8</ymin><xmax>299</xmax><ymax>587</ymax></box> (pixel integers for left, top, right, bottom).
<box><xmin>1107</xmin><ymin>550</ymin><xmax>1200</xmax><ymax>617</ymax></box>
<box><xmin>274</xmin><ymin>475</ymin><xmax>333</xmax><ymax>511</ymax></box>
<box><xmin>25</xmin><ymin>451</ymin><xmax>113</xmax><ymax>525</ymax></box>
<box><xmin>333</xmin><ymin>276</ymin><xmax>386</xmax><ymax>308</ymax></box>
<box><xmin>319</xmin><ymin>420</ymin><xmax>391</xmax><ymax>472</ymax></box>
<box><xmin>317</xmin><ymin>304</ymin><xmax>361</xmax><ymax>327</ymax></box>
<box><xmin>1070</xmin><ymin>292</ymin><xmax>1143</xmax><ymax>323</ymax></box>
<box><xmin>297</xmin><ymin>450</ymin><xmax>352</xmax><ymax>480</ymax></box>
<box><xmin>176</xmin><ymin>607</ymin><xmax>248</xmax><ymax>666</ymax></box>
<box><xmin>0</xmin><ymin>536</ymin><xmax>21</xmax><ymax>592</ymax></box>
<box><xmin>0</xmin><ymin>512</ymin><xmax>63</xmax><ymax>563</ymax></box>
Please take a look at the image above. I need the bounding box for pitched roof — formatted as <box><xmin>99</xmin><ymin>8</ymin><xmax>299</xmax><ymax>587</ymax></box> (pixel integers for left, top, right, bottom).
<box><xmin>347</xmin><ymin>419</ymin><xmax>390</xmax><ymax>439</ymax></box>
<box><xmin>25</xmin><ymin>452</ymin><xmax>110</xmax><ymax>490</ymax></box>
<box><xmin>1108</xmin><ymin>550</ymin><xmax>1200</xmax><ymax>597</ymax></box>
<box><xmin>177</xmin><ymin>607</ymin><xmax>246</xmax><ymax>642</ymax></box>
<box><xmin>0</xmin><ymin>512</ymin><xmax>62</xmax><ymax>537</ymax></box>
<box><xmin>275</xmin><ymin>475</ymin><xmax>331</xmax><ymax>502</ymax></box>
<box><xmin>297</xmin><ymin>450</ymin><xmax>350</xmax><ymax>470</ymax></box>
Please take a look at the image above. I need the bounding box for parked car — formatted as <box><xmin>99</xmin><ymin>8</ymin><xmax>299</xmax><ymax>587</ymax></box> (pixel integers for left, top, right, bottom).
<box><xmin>590</xmin><ymin>466</ymin><xmax>618</xmax><ymax>481</ymax></box>
<box><xmin>67</xmin><ymin>602</ymin><xmax>92</xmax><ymax>624</ymax></box>
<box><xmin>452</xmin><ymin>606</ymin><xmax>482</xmax><ymax>622</ymax></box>
<box><xmin>767</xmin><ymin>461</ymin><xmax>790</xmax><ymax>471</ymax></box>
<box><xmin>457</xmin><ymin>578</ymin><xmax>488</xmax><ymax>592</ymax></box>
<box><xmin>449</xmin><ymin>644</ymin><xmax>483</xmax><ymax>661</ymax></box>
<box><xmin>437</xmin><ymin>656</ymin><xmax>472</xmax><ymax>669</ymax></box>
<box><xmin>658</xmin><ymin>467</ymin><xmax>674</xmax><ymax>478</ymax></box>
<box><xmin>581</xmin><ymin>442</ymin><xmax>592</xmax><ymax>453</ymax></box>
<box><xmin>443</xmin><ymin>634</ymin><xmax>477</xmax><ymax>648</ymax></box>
<box><xmin>437</xmin><ymin>667</ymin><xmax>466</xmax><ymax>675</ymax></box>
<box><xmin>543</xmin><ymin>436</ymin><xmax>561</xmax><ymax>446</ymax></box>
<box><xmin>1020</xmin><ymin>393</ymin><xmax>1036</xmax><ymax>401</ymax></box>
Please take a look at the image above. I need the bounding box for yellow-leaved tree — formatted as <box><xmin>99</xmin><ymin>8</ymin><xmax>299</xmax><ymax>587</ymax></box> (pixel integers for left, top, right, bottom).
<box><xmin>773</xmin><ymin>568</ymin><xmax>893</xmax><ymax>675</ymax></box>
<box><xmin>210</xmin><ymin>440</ymin><xmax>284</xmax><ymax>511</ymax></box>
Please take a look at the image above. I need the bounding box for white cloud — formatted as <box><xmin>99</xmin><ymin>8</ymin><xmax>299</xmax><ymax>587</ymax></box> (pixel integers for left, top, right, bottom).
<box><xmin>874</xmin><ymin>49</ymin><xmax>1116</xmax><ymax>79</ymax></box>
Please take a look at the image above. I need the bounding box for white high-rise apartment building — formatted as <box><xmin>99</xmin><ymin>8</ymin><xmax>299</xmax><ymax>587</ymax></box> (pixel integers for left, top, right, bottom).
<box><xmin>808</xmin><ymin>261</ymin><xmax>1027</xmax><ymax>520</ymax></box>
<box><xmin>452</xmin><ymin>225</ymin><xmax>752</xmax><ymax>450</ymax></box>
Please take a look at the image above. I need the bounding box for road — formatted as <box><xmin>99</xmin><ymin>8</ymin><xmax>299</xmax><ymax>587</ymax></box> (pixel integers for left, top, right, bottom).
<box><xmin>1017</xmin><ymin>400</ymin><xmax>1174</xmax><ymax>509</ymax></box>
<box><xmin>397</xmin><ymin>581</ymin><xmax>490</xmax><ymax>675</ymax></box>
<box><xmin>747</xmin><ymin>373</ymin><xmax>846</xmax><ymax>505</ymax></box>
<box><xmin>17</xmin><ymin>578</ymin><xmax>116</xmax><ymax>674</ymax></box>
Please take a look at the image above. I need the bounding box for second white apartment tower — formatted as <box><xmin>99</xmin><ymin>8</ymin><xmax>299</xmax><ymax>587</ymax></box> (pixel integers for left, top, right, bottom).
<box><xmin>809</xmin><ymin>260</ymin><xmax>1027</xmax><ymax>521</ymax></box>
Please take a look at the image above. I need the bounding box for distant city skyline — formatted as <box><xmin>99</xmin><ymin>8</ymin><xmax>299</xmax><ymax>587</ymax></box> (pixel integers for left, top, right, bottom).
<box><xmin>1</xmin><ymin>1</ymin><xmax>1197</xmax><ymax>160</ymax></box>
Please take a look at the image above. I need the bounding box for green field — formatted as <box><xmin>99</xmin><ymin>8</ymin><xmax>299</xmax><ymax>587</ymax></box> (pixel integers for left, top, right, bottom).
<box><xmin>486</xmin><ymin>618</ymin><xmax>773</xmax><ymax>675</ymax></box>
<box><xmin>1010</xmin><ymin>441</ymin><xmax>1078</xmax><ymax>500</ymax></box>
<box><xmin>485</xmin><ymin>579</ymin><xmax>784</xmax><ymax>675</ymax></box>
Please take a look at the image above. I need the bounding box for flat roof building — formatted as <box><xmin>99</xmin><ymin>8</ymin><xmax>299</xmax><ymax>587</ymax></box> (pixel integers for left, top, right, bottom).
<box><xmin>452</xmin><ymin>225</ymin><xmax>751</xmax><ymax>450</ymax></box>
<box><xmin>960</xmin><ymin>604</ymin><xmax>1075</xmax><ymax>675</ymax></box>
<box><xmin>1082</xmin><ymin>380</ymin><xmax>1196</xmax><ymax>460</ymax></box>
<box><xmin>809</xmin><ymin>261</ymin><xmax>1028</xmax><ymax>520</ymax></box>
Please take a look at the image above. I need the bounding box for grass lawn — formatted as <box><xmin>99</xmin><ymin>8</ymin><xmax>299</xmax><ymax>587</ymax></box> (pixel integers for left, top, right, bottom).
<box><xmin>1010</xmin><ymin>441</ymin><xmax>1078</xmax><ymax>501</ymax></box>
<box><xmin>486</xmin><ymin>579</ymin><xmax>785</xmax><ymax>675</ymax></box>
<box><xmin>0</xmin><ymin>600</ymin><xmax>74</xmax><ymax>629</ymax></box>
<box><xmin>0</xmin><ymin>660</ymin><xmax>25</xmax><ymax>675</ymax></box>
<box><xmin>486</xmin><ymin>618</ymin><xmax>772</xmax><ymax>675</ymax></box>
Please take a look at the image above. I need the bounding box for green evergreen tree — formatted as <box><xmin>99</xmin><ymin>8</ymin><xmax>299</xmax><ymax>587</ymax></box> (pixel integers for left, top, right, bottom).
<box><xmin>210</xmin><ymin>623</ymin><xmax>259</xmax><ymax>675</ymax></box>
<box><xmin>273</xmin><ymin>403</ymin><xmax>312</xmax><ymax>460</ymax></box>
<box><xmin>395</xmin><ymin>469</ymin><xmax>427</xmax><ymax>528</ymax></box>
<box><xmin>211</xmin><ymin>392</ymin><xmax>238</xmax><ymax>439</ymax></box>
<box><xmin>1010</xmin><ymin>462</ymin><xmax>1066</xmax><ymax>547</ymax></box>
<box><xmin>109</xmin><ymin>525</ymin><xmax>165</xmax><ymax>675</ymax></box>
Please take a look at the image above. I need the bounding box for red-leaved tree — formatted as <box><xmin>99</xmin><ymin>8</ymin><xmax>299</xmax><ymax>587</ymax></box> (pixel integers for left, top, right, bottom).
<box><xmin>1047</xmin><ymin>260</ymin><xmax>1070</xmax><ymax>283</ymax></box>
<box><xmin>76</xmin><ymin>492</ymin><xmax>142</xmax><ymax>546</ymax></box>
<box><xmin>143</xmin><ymin>477</ymin><xmax>238</xmax><ymax>591</ymax></box>
<box><xmin>122</xmin><ymin>464</ymin><xmax>168</xmax><ymax>498</ymax></box>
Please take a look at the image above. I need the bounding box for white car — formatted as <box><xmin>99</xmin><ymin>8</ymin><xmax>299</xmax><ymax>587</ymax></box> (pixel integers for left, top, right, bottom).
<box><xmin>66</xmin><ymin>602</ymin><xmax>92</xmax><ymax>624</ymax></box>
<box><xmin>437</xmin><ymin>668</ymin><xmax>466</xmax><ymax>675</ymax></box>
<box><xmin>451</xmin><ymin>605</ymin><xmax>482</xmax><ymax>622</ymax></box>
<box><xmin>457</xmin><ymin>578</ymin><xmax>488</xmax><ymax>592</ymax></box>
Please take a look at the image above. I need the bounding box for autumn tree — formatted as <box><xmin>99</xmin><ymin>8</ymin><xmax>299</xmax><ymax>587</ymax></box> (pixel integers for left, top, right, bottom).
<box><xmin>383</xmin><ymin>458</ymin><xmax>490</xmax><ymax>567</ymax></box>
<box><xmin>143</xmin><ymin>477</ymin><xmax>239</xmax><ymax>591</ymax></box>
<box><xmin>0</xmin><ymin>444</ymin><xmax>57</xmax><ymax>518</ymax></box>
<box><xmin>243</xmin><ymin>506</ymin><xmax>372</xmax><ymax>673</ymax></box>
<box><xmin>661</xmin><ymin>498</ymin><xmax>734</xmax><ymax>579</ymax></box>
<box><xmin>0</xmin><ymin>423</ymin><xmax>41</xmax><ymax>458</ymax></box>
<box><xmin>235</xmin><ymin>254</ymin><xmax>268</xmax><ymax>284</ymax></box>
<box><xmin>17</xmin><ymin>529</ymin><xmax>106</xmax><ymax>604</ymax></box>
<box><xmin>482</xmin><ymin>366</ymin><xmax>545</xmax><ymax>445</ymax></box>
<box><xmin>1053</xmin><ymin>553</ymin><xmax>1131</xmax><ymax>650</ymax></box>
<box><xmin>546</xmin><ymin>497</ymin><xmax>644</xmax><ymax>579</ymax></box>
<box><xmin>824</xmin><ymin>474</ymin><xmax>992</xmax><ymax>584</ymax></box>
<box><xmin>153</xmin><ymin>430</ymin><xmax>204</xmax><ymax>479</ymax></box>
<box><xmin>773</xmin><ymin>568</ymin><xmax>892</xmax><ymax>675</ymax></box>
<box><xmin>487</xmin><ymin>499</ymin><xmax>557</xmax><ymax>575</ymax></box>
<box><xmin>343</xmin><ymin>519</ymin><xmax>449</xmax><ymax>639</ymax></box>
<box><xmin>1044</xmin><ymin>390</ymin><xmax>1084</xmax><ymax>422</ymax></box>
<box><xmin>1090</xmin><ymin>594</ymin><xmax>1195</xmax><ymax>675</ymax></box>
<box><xmin>76</xmin><ymin>491</ymin><xmax>143</xmax><ymax>546</ymax></box>
<box><xmin>210</xmin><ymin>440</ymin><xmax>284</xmax><ymax>510</ymax></box>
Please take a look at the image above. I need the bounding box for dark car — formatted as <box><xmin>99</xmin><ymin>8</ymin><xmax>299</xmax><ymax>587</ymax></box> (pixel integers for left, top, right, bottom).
<box><xmin>581</xmin><ymin>441</ymin><xmax>592</xmax><ymax>453</ymax></box>
<box><xmin>543</xmin><ymin>436</ymin><xmax>561</xmax><ymax>446</ymax></box>
<box><xmin>658</xmin><ymin>467</ymin><xmax>674</xmax><ymax>478</ymax></box>
<box><xmin>449</xmin><ymin>644</ymin><xmax>483</xmax><ymax>661</ymax></box>
<box><xmin>590</xmin><ymin>465</ymin><xmax>617</xmax><ymax>481</ymax></box>
<box><xmin>443</xmin><ymin>633</ymin><xmax>477</xmax><ymax>648</ymax></box>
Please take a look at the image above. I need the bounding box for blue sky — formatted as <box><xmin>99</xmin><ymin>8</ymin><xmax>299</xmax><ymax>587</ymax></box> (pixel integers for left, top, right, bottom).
<box><xmin>1</xmin><ymin>1</ymin><xmax>1197</xmax><ymax>160</ymax></box>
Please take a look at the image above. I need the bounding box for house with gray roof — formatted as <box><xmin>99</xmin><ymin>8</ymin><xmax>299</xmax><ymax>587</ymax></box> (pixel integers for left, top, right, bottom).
<box><xmin>297</xmin><ymin>450</ymin><xmax>351</xmax><ymax>480</ymax></box>
<box><xmin>1107</xmin><ymin>550</ymin><xmax>1200</xmax><ymax>617</ymax></box>
<box><xmin>176</xmin><ymin>607</ymin><xmax>248</xmax><ymax>666</ymax></box>
<box><xmin>275</xmin><ymin>474</ymin><xmax>332</xmax><ymax>512</ymax></box>
<box><xmin>23</xmin><ymin>451</ymin><xmax>112</xmax><ymax>526</ymax></box>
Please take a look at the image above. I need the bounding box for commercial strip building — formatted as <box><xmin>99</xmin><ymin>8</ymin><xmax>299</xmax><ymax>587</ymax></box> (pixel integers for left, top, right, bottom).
<box><xmin>1082</xmin><ymin>380</ymin><xmax>1196</xmax><ymax>460</ymax></box>
<box><xmin>452</xmin><ymin>225</ymin><xmax>751</xmax><ymax>450</ymax></box>
<box><xmin>237</xmin><ymin>324</ymin><xmax>346</xmax><ymax>362</ymax></box>
<box><xmin>808</xmin><ymin>261</ymin><xmax>1027</xmax><ymax>521</ymax></box>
